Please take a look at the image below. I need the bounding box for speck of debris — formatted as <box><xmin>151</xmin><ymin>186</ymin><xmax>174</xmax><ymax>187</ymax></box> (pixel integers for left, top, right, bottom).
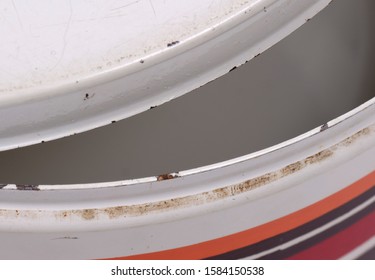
<box><xmin>41</xmin><ymin>141</ymin><xmax>45</xmax><ymax>143</ymax></box>
<box><xmin>157</xmin><ymin>174</ymin><xmax>178</xmax><ymax>181</ymax></box>
<box><xmin>306</xmin><ymin>18</ymin><xmax>311</xmax><ymax>22</ymax></box>
<box><xmin>255</xmin><ymin>53</ymin><xmax>261</xmax><ymax>58</ymax></box>
<box><xmin>263</xmin><ymin>7</ymin><xmax>267</xmax><ymax>12</ymax></box>
<box><xmin>150</xmin><ymin>106</ymin><xmax>157</xmax><ymax>110</ymax></box>
<box><xmin>84</xmin><ymin>93</ymin><xmax>90</xmax><ymax>100</ymax></box>
<box><xmin>140</xmin><ymin>59</ymin><xmax>145</xmax><ymax>64</ymax></box>
<box><xmin>53</xmin><ymin>237</ymin><xmax>79</xmax><ymax>240</ymax></box>
<box><xmin>16</xmin><ymin>185</ymin><xmax>40</xmax><ymax>191</ymax></box>
<box><xmin>167</xmin><ymin>41</ymin><xmax>180</xmax><ymax>47</ymax></box>
<box><xmin>111</xmin><ymin>120</ymin><xmax>116</xmax><ymax>124</ymax></box>
<box><xmin>229</xmin><ymin>66</ymin><xmax>237</xmax><ymax>72</ymax></box>
<box><xmin>320</xmin><ymin>123</ymin><xmax>329</xmax><ymax>132</ymax></box>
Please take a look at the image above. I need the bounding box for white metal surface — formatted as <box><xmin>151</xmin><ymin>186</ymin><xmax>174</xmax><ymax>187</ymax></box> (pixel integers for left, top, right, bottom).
<box><xmin>0</xmin><ymin>0</ymin><xmax>331</xmax><ymax>151</ymax></box>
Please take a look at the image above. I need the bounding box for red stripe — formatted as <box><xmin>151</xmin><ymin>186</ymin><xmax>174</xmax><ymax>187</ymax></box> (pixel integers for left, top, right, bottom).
<box><xmin>287</xmin><ymin>211</ymin><xmax>375</xmax><ymax>260</ymax></box>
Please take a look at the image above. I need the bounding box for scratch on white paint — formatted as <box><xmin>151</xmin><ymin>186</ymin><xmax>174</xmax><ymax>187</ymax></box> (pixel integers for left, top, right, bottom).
<box><xmin>50</xmin><ymin>0</ymin><xmax>73</xmax><ymax>71</ymax></box>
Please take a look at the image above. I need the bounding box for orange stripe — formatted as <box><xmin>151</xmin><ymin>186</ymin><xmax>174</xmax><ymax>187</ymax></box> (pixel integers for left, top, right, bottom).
<box><xmin>109</xmin><ymin>170</ymin><xmax>375</xmax><ymax>260</ymax></box>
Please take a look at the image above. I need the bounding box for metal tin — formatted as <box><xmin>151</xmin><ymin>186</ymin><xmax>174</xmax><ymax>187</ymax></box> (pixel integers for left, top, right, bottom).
<box><xmin>0</xmin><ymin>0</ymin><xmax>374</xmax><ymax>259</ymax></box>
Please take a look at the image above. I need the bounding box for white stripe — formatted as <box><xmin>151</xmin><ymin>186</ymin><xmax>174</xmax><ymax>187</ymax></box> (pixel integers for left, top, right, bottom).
<box><xmin>241</xmin><ymin>196</ymin><xmax>375</xmax><ymax>259</ymax></box>
<box><xmin>340</xmin><ymin>236</ymin><xmax>375</xmax><ymax>260</ymax></box>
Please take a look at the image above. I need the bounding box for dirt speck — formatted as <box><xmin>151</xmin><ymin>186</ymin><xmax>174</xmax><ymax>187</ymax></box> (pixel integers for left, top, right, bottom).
<box><xmin>229</xmin><ymin>66</ymin><xmax>237</xmax><ymax>72</ymax></box>
<box><xmin>53</xmin><ymin>236</ymin><xmax>79</xmax><ymax>240</ymax></box>
<box><xmin>320</xmin><ymin>123</ymin><xmax>329</xmax><ymax>132</ymax></box>
<box><xmin>16</xmin><ymin>185</ymin><xmax>40</xmax><ymax>191</ymax></box>
<box><xmin>167</xmin><ymin>41</ymin><xmax>180</xmax><ymax>47</ymax></box>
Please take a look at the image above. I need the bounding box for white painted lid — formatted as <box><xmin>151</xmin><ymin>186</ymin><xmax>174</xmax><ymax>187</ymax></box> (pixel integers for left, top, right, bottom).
<box><xmin>0</xmin><ymin>0</ymin><xmax>331</xmax><ymax>151</ymax></box>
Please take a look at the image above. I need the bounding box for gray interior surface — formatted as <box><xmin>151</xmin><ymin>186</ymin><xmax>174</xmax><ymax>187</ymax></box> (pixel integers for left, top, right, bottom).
<box><xmin>0</xmin><ymin>0</ymin><xmax>374</xmax><ymax>185</ymax></box>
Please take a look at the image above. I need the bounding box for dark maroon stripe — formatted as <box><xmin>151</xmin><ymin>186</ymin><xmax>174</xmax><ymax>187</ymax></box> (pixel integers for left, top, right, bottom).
<box><xmin>357</xmin><ymin>245</ymin><xmax>375</xmax><ymax>260</ymax></box>
<box><xmin>259</xmin><ymin>202</ymin><xmax>374</xmax><ymax>259</ymax></box>
<box><xmin>287</xmin><ymin>211</ymin><xmax>375</xmax><ymax>259</ymax></box>
<box><xmin>206</xmin><ymin>186</ymin><xmax>374</xmax><ymax>260</ymax></box>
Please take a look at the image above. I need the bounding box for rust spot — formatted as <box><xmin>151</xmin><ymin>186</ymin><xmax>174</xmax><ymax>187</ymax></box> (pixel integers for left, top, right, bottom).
<box><xmin>157</xmin><ymin>174</ymin><xmax>178</xmax><ymax>181</ymax></box>
<box><xmin>281</xmin><ymin>161</ymin><xmax>304</xmax><ymax>176</ymax></box>
<box><xmin>304</xmin><ymin>149</ymin><xmax>333</xmax><ymax>165</ymax></box>
<box><xmin>167</xmin><ymin>41</ymin><xmax>179</xmax><ymax>47</ymax></box>
<box><xmin>16</xmin><ymin>185</ymin><xmax>40</xmax><ymax>191</ymax></box>
<box><xmin>80</xmin><ymin>209</ymin><xmax>96</xmax><ymax>220</ymax></box>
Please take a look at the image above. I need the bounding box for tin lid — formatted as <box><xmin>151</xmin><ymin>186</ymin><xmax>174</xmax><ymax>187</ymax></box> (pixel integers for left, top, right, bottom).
<box><xmin>0</xmin><ymin>0</ymin><xmax>331</xmax><ymax>151</ymax></box>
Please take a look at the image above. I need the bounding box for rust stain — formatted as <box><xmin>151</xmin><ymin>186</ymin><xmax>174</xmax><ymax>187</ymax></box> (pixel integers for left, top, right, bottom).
<box><xmin>304</xmin><ymin>149</ymin><xmax>333</xmax><ymax>165</ymax></box>
<box><xmin>0</xmin><ymin>126</ymin><xmax>373</xmax><ymax>221</ymax></box>
<box><xmin>340</xmin><ymin>127</ymin><xmax>371</xmax><ymax>147</ymax></box>
<box><xmin>156</xmin><ymin>174</ymin><xmax>178</xmax><ymax>181</ymax></box>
